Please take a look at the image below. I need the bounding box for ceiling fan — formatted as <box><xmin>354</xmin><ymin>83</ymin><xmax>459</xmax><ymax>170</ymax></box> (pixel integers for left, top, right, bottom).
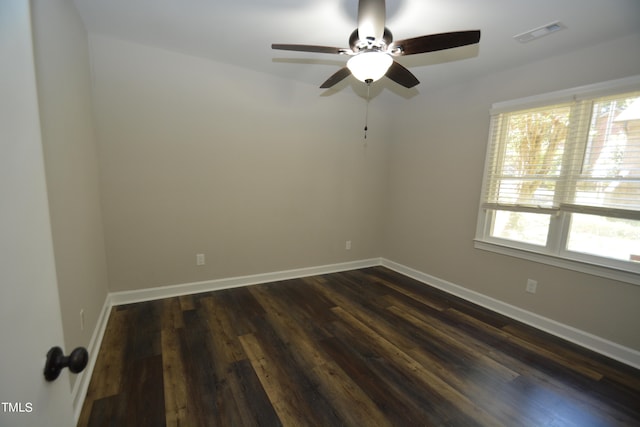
<box><xmin>272</xmin><ymin>0</ymin><xmax>480</xmax><ymax>89</ymax></box>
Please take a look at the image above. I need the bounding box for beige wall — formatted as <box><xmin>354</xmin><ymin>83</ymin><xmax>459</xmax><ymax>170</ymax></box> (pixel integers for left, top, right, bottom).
<box><xmin>31</xmin><ymin>0</ymin><xmax>110</xmax><ymax>381</ymax></box>
<box><xmin>89</xmin><ymin>36</ymin><xmax>390</xmax><ymax>291</ymax></box>
<box><xmin>383</xmin><ymin>33</ymin><xmax>640</xmax><ymax>351</ymax></box>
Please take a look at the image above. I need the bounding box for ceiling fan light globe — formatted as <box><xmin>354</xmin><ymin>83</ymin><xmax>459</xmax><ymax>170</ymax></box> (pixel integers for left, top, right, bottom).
<box><xmin>347</xmin><ymin>51</ymin><xmax>392</xmax><ymax>83</ymax></box>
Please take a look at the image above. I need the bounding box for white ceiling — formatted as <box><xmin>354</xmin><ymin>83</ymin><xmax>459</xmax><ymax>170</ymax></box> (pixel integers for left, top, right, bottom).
<box><xmin>73</xmin><ymin>0</ymin><xmax>640</xmax><ymax>92</ymax></box>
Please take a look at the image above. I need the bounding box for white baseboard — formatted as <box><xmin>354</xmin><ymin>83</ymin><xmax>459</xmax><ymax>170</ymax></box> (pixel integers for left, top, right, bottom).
<box><xmin>72</xmin><ymin>293</ymin><xmax>113</xmax><ymax>423</ymax></box>
<box><xmin>109</xmin><ymin>258</ymin><xmax>382</xmax><ymax>306</ymax></box>
<box><xmin>380</xmin><ymin>258</ymin><xmax>640</xmax><ymax>370</ymax></box>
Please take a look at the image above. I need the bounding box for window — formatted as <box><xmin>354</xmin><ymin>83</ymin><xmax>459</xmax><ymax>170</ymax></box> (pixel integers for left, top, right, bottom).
<box><xmin>476</xmin><ymin>76</ymin><xmax>640</xmax><ymax>283</ymax></box>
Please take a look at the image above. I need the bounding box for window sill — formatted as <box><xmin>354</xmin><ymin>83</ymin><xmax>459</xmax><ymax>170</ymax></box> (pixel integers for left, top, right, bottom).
<box><xmin>473</xmin><ymin>240</ymin><xmax>640</xmax><ymax>286</ymax></box>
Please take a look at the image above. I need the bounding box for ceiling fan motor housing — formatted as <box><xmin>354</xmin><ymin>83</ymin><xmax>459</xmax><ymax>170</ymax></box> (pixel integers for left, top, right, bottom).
<box><xmin>349</xmin><ymin>27</ymin><xmax>393</xmax><ymax>53</ymax></box>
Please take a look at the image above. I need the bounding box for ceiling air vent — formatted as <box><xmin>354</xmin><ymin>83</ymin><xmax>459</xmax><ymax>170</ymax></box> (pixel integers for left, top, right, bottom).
<box><xmin>513</xmin><ymin>21</ymin><xmax>566</xmax><ymax>43</ymax></box>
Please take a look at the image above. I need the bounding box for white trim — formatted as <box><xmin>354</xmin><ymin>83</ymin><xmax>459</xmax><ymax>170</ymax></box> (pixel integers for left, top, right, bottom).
<box><xmin>490</xmin><ymin>74</ymin><xmax>640</xmax><ymax>114</ymax></box>
<box><xmin>72</xmin><ymin>294</ymin><xmax>113</xmax><ymax>423</ymax></box>
<box><xmin>474</xmin><ymin>240</ymin><xmax>640</xmax><ymax>285</ymax></box>
<box><xmin>380</xmin><ymin>258</ymin><xmax>640</xmax><ymax>370</ymax></box>
<box><xmin>109</xmin><ymin>258</ymin><xmax>382</xmax><ymax>306</ymax></box>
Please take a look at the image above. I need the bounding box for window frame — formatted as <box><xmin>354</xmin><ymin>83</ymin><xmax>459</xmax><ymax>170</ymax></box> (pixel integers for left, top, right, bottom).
<box><xmin>475</xmin><ymin>75</ymin><xmax>640</xmax><ymax>286</ymax></box>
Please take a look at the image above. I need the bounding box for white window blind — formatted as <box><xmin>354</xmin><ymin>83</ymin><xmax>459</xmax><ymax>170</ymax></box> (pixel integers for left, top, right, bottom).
<box><xmin>482</xmin><ymin>91</ymin><xmax>640</xmax><ymax>221</ymax></box>
<box><xmin>561</xmin><ymin>93</ymin><xmax>640</xmax><ymax>220</ymax></box>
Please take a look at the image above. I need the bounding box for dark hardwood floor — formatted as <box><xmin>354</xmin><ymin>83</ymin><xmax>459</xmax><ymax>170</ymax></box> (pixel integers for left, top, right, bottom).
<box><xmin>77</xmin><ymin>267</ymin><xmax>640</xmax><ymax>426</ymax></box>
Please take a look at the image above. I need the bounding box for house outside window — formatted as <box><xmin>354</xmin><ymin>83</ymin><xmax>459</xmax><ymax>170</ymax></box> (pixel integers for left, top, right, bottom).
<box><xmin>475</xmin><ymin>76</ymin><xmax>640</xmax><ymax>284</ymax></box>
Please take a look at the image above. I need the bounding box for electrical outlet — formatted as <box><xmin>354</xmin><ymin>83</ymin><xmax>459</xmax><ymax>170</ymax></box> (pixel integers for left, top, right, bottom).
<box><xmin>345</xmin><ymin>240</ymin><xmax>352</xmax><ymax>250</ymax></box>
<box><xmin>526</xmin><ymin>279</ymin><xmax>538</xmax><ymax>294</ymax></box>
<box><xmin>196</xmin><ymin>253</ymin><xmax>205</xmax><ymax>266</ymax></box>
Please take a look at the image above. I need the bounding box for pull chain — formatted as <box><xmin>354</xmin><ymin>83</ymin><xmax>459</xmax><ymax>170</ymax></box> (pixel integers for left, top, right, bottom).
<box><xmin>364</xmin><ymin>79</ymin><xmax>372</xmax><ymax>139</ymax></box>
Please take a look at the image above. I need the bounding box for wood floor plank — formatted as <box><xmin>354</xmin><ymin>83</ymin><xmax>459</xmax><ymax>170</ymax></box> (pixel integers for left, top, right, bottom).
<box><xmin>84</xmin><ymin>307</ymin><xmax>129</xmax><ymax>398</ymax></box>
<box><xmin>318</xmin><ymin>334</ymin><xmax>433</xmax><ymax>426</ymax></box>
<box><xmin>363</xmin><ymin>272</ymin><xmax>450</xmax><ymax>312</ymax></box>
<box><xmin>178</xmin><ymin>294</ymin><xmax>195</xmax><ymax>311</ymax></box>
<box><xmin>199</xmin><ymin>295</ymin><xmax>247</xmax><ymax>363</ymax></box>
<box><xmin>215</xmin><ymin>287</ymin><xmax>265</xmax><ymax>336</ymax></box>
<box><xmin>329</xmin><ymin>308</ymin><xmax>495</xmax><ymax>427</ymax></box>
<box><xmin>238</xmin><ymin>332</ymin><xmax>314</xmax><ymax>426</ymax></box>
<box><xmin>85</xmin><ymin>394</ymin><xmax>126</xmax><ymax>427</ymax></box>
<box><xmin>161</xmin><ymin>327</ymin><xmax>197</xmax><ymax>427</ymax></box>
<box><xmin>385</xmin><ymin>298</ymin><xmax>520</xmax><ymax>382</ymax></box>
<box><xmin>503</xmin><ymin>321</ymin><xmax>640</xmax><ymax>392</ymax></box>
<box><xmin>161</xmin><ymin>297</ymin><xmax>184</xmax><ymax>330</ymax></box>
<box><xmin>227</xmin><ymin>358</ymin><xmax>283</xmax><ymax>427</ymax></box>
<box><xmin>331</xmin><ymin>305</ymin><xmax>507</xmax><ymax>427</ymax></box>
<box><xmin>124</xmin><ymin>355</ymin><xmax>166</xmax><ymax>426</ymax></box>
<box><xmin>241</xmin><ymin>288</ymin><xmax>347</xmax><ymax>426</ymax></box>
<box><xmin>446</xmin><ymin>308</ymin><xmax>604</xmax><ymax>381</ymax></box>
<box><xmin>249</xmin><ymin>280</ymin><xmax>391</xmax><ymax>426</ymax></box>
<box><xmin>79</xmin><ymin>267</ymin><xmax>640</xmax><ymax>426</ymax></box>
<box><xmin>311</xmin><ymin>271</ymin><xmax>520</xmax><ymax>419</ymax></box>
<box><xmin>180</xmin><ymin>307</ymin><xmax>230</xmax><ymax>426</ymax></box>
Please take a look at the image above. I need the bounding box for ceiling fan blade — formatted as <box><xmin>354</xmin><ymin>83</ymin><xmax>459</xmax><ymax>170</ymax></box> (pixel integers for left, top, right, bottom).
<box><xmin>389</xmin><ymin>30</ymin><xmax>481</xmax><ymax>56</ymax></box>
<box><xmin>358</xmin><ymin>0</ymin><xmax>386</xmax><ymax>42</ymax></box>
<box><xmin>320</xmin><ymin>67</ymin><xmax>352</xmax><ymax>89</ymax></box>
<box><xmin>271</xmin><ymin>44</ymin><xmax>350</xmax><ymax>55</ymax></box>
<box><xmin>385</xmin><ymin>61</ymin><xmax>420</xmax><ymax>88</ymax></box>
